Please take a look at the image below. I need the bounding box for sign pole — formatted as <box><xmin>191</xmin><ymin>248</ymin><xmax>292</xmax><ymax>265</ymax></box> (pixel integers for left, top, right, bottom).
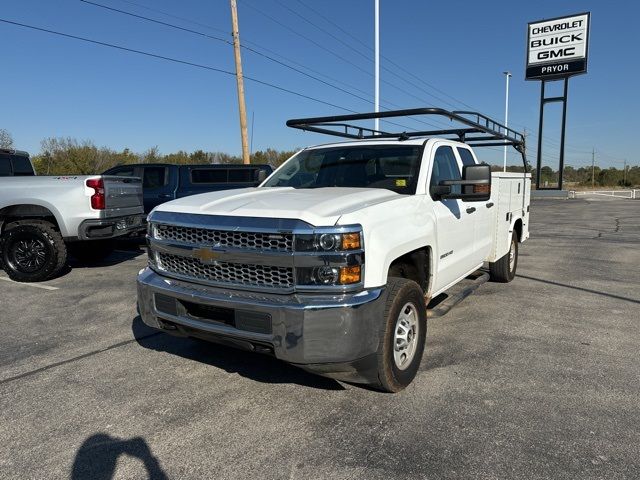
<box><xmin>557</xmin><ymin>77</ymin><xmax>569</xmax><ymax>189</ymax></box>
<box><xmin>535</xmin><ymin>81</ymin><xmax>545</xmax><ymax>190</ymax></box>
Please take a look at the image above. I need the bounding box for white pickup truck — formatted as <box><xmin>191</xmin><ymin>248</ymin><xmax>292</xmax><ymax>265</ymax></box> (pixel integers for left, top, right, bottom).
<box><xmin>0</xmin><ymin>150</ymin><xmax>144</xmax><ymax>281</ymax></box>
<box><xmin>137</xmin><ymin>108</ymin><xmax>531</xmax><ymax>392</ymax></box>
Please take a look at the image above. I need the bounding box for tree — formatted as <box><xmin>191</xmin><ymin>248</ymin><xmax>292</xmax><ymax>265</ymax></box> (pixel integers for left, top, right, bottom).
<box><xmin>0</xmin><ymin>129</ymin><xmax>14</xmax><ymax>149</ymax></box>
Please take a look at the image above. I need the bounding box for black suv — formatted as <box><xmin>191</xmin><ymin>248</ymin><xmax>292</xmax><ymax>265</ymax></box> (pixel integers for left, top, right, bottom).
<box><xmin>103</xmin><ymin>163</ymin><xmax>273</xmax><ymax>213</ymax></box>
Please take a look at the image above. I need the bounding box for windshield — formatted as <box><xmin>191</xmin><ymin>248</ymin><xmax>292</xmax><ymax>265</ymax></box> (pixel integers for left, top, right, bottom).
<box><xmin>262</xmin><ymin>145</ymin><xmax>423</xmax><ymax>194</ymax></box>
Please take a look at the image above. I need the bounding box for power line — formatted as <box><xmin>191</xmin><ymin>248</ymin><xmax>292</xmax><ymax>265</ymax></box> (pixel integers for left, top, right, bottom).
<box><xmin>113</xmin><ymin>0</ymin><xmax>230</xmax><ymax>36</ymax></box>
<box><xmin>80</xmin><ymin>0</ymin><xmax>375</xmax><ymax>105</ymax></box>
<box><xmin>240</xmin><ymin>1</ymin><xmax>373</xmax><ymax>78</ymax></box>
<box><xmin>113</xmin><ymin>0</ymin><xmax>606</xmax><ymax>157</ymax></box>
<box><xmin>0</xmin><ymin>17</ymin><xmax>355</xmax><ymax>112</ymax></box>
<box><xmin>292</xmin><ymin>0</ymin><xmax>475</xmax><ymax>111</ymax></box>
<box><xmin>80</xmin><ymin>0</ymin><xmax>444</xmax><ymax>132</ymax></box>
<box><xmin>240</xmin><ymin>0</ymin><xmax>456</xmax><ymax>128</ymax></box>
<box><xmin>0</xmin><ymin>16</ymin><xmax>424</xmax><ymax>133</ymax></box>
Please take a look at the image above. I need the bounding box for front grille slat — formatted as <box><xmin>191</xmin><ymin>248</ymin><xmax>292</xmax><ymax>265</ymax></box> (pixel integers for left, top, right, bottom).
<box><xmin>155</xmin><ymin>224</ymin><xmax>292</xmax><ymax>252</ymax></box>
<box><xmin>157</xmin><ymin>252</ymin><xmax>293</xmax><ymax>290</ymax></box>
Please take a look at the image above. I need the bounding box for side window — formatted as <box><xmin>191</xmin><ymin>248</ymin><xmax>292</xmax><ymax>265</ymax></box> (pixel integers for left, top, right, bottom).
<box><xmin>110</xmin><ymin>166</ymin><xmax>136</xmax><ymax>177</ymax></box>
<box><xmin>11</xmin><ymin>156</ymin><xmax>34</xmax><ymax>176</ymax></box>
<box><xmin>143</xmin><ymin>167</ymin><xmax>167</xmax><ymax>189</ymax></box>
<box><xmin>457</xmin><ymin>148</ymin><xmax>477</xmax><ymax>167</ymax></box>
<box><xmin>191</xmin><ymin>168</ymin><xmax>227</xmax><ymax>184</ymax></box>
<box><xmin>0</xmin><ymin>155</ymin><xmax>13</xmax><ymax>176</ymax></box>
<box><xmin>228</xmin><ymin>169</ymin><xmax>254</xmax><ymax>183</ymax></box>
<box><xmin>430</xmin><ymin>146</ymin><xmax>461</xmax><ymax>198</ymax></box>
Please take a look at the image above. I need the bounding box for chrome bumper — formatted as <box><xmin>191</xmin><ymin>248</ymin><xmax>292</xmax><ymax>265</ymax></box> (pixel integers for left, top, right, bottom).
<box><xmin>137</xmin><ymin>267</ymin><xmax>385</xmax><ymax>376</ymax></box>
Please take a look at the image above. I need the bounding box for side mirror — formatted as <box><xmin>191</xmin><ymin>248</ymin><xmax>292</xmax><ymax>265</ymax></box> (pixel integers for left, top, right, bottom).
<box><xmin>437</xmin><ymin>164</ymin><xmax>491</xmax><ymax>202</ymax></box>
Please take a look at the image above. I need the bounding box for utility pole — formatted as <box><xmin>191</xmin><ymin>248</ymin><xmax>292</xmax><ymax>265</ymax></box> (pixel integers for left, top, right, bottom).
<box><xmin>502</xmin><ymin>71</ymin><xmax>512</xmax><ymax>172</ymax></box>
<box><xmin>591</xmin><ymin>148</ymin><xmax>595</xmax><ymax>189</ymax></box>
<box><xmin>230</xmin><ymin>0</ymin><xmax>250</xmax><ymax>164</ymax></box>
<box><xmin>374</xmin><ymin>0</ymin><xmax>380</xmax><ymax>133</ymax></box>
<box><xmin>623</xmin><ymin>159</ymin><xmax>627</xmax><ymax>185</ymax></box>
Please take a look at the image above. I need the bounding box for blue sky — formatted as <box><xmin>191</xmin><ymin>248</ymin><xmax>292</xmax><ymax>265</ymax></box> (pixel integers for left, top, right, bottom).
<box><xmin>0</xmin><ymin>0</ymin><xmax>636</xmax><ymax>169</ymax></box>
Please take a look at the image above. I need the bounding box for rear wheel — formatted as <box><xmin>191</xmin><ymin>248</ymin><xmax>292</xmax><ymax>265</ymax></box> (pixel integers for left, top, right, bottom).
<box><xmin>489</xmin><ymin>232</ymin><xmax>518</xmax><ymax>283</ymax></box>
<box><xmin>0</xmin><ymin>221</ymin><xmax>67</xmax><ymax>282</ymax></box>
<box><xmin>373</xmin><ymin>277</ymin><xmax>427</xmax><ymax>393</ymax></box>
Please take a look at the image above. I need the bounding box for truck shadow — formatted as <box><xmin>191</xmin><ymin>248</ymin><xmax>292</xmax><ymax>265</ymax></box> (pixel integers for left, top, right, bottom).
<box><xmin>71</xmin><ymin>433</ymin><xmax>168</xmax><ymax>480</ymax></box>
<box><xmin>65</xmin><ymin>239</ymin><xmax>146</xmax><ymax>271</ymax></box>
<box><xmin>131</xmin><ymin>316</ymin><xmax>345</xmax><ymax>391</ymax></box>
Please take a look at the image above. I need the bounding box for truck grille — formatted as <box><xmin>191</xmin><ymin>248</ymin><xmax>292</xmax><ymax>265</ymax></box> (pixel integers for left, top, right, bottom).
<box><xmin>155</xmin><ymin>224</ymin><xmax>293</xmax><ymax>252</ymax></box>
<box><xmin>157</xmin><ymin>253</ymin><xmax>294</xmax><ymax>289</ymax></box>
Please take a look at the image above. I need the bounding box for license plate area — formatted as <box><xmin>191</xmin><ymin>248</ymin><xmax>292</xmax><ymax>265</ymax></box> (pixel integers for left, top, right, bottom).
<box><xmin>154</xmin><ymin>293</ymin><xmax>272</xmax><ymax>334</ymax></box>
<box><xmin>116</xmin><ymin>215</ymin><xmax>142</xmax><ymax>230</ymax></box>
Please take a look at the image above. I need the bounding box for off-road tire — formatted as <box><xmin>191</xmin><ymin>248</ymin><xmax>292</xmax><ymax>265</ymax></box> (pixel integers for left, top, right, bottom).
<box><xmin>489</xmin><ymin>232</ymin><xmax>518</xmax><ymax>283</ymax></box>
<box><xmin>67</xmin><ymin>240</ymin><xmax>115</xmax><ymax>264</ymax></box>
<box><xmin>373</xmin><ymin>277</ymin><xmax>427</xmax><ymax>393</ymax></box>
<box><xmin>0</xmin><ymin>220</ymin><xmax>67</xmax><ymax>282</ymax></box>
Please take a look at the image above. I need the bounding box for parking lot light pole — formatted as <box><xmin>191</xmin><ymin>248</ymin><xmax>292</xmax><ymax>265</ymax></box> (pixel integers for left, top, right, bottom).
<box><xmin>503</xmin><ymin>71</ymin><xmax>512</xmax><ymax>172</ymax></box>
<box><xmin>374</xmin><ymin>0</ymin><xmax>380</xmax><ymax>133</ymax></box>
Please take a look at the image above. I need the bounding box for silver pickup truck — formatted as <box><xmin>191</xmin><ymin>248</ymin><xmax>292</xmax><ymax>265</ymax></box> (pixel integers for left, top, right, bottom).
<box><xmin>0</xmin><ymin>151</ymin><xmax>144</xmax><ymax>281</ymax></box>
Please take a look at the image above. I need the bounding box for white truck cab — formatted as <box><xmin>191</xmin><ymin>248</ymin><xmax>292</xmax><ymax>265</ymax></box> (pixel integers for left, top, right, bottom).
<box><xmin>137</xmin><ymin>108</ymin><xmax>531</xmax><ymax>392</ymax></box>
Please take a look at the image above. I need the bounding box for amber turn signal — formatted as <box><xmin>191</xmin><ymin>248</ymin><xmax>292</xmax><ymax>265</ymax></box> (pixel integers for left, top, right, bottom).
<box><xmin>341</xmin><ymin>233</ymin><xmax>361</xmax><ymax>250</ymax></box>
<box><xmin>339</xmin><ymin>265</ymin><xmax>361</xmax><ymax>284</ymax></box>
<box><xmin>473</xmin><ymin>184</ymin><xmax>491</xmax><ymax>194</ymax></box>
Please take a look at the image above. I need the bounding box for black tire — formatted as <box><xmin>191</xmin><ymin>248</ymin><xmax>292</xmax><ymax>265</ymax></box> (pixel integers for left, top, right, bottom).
<box><xmin>489</xmin><ymin>232</ymin><xmax>518</xmax><ymax>283</ymax></box>
<box><xmin>0</xmin><ymin>221</ymin><xmax>67</xmax><ymax>282</ymax></box>
<box><xmin>67</xmin><ymin>240</ymin><xmax>115</xmax><ymax>264</ymax></box>
<box><xmin>373</xmin><ymin>277</ymin><xmax>427</xmax><ymax>393</ymax></box>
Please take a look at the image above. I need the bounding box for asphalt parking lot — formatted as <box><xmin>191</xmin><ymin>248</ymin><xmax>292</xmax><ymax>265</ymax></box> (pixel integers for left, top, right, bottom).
<box><xmin>1</xmin><ymin>198</ymin><xmax>639</xmax><ymax>479</ymax></box>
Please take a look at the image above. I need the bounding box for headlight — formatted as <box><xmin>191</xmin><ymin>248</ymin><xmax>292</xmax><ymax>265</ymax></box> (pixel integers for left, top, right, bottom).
<box><xmin>296</xmin><ymin>265</ymin><xmax>362</xmax><ymax>286</ymax></box>
<box><xmin>318</xmin><ymin>233</ymin><xmax>340</xmax><ymax>251</ymax></box>
<box><xmin>295</xmin><ymin>230</ymin><xmax>362</xmax><ymax>252</ymax></box>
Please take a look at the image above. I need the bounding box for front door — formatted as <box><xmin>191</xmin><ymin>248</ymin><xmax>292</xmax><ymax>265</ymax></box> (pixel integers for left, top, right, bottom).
<box><xmin>429</xmin><ymin>144</ymin><xmax>478</xmax><ymax>292</ymax></box>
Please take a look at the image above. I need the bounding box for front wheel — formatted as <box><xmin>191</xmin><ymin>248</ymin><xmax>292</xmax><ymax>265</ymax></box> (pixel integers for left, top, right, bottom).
<box><xmin>374</xmin><ymin>277</ymin><xmax>427</xmax><ymax>393</ymax></box>
<box><xmin>0</xmin><ymin>221</ymin><xmax>67</xmax><ymax>282</ymax></box>
<box><xmin>489</xmin><ymin>232</ymin><xmax>518</xmax><ymax>283</ymax></box>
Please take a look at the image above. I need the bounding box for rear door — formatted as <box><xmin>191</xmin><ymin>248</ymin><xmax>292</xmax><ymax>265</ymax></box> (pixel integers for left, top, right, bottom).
<box><xmin>139</xmin><ymin>165</ymin><xmax>175</xmax><ymax>213</ymax></box>
<box><xmin>429</xmin><ymin>144</ymin><xmax>478</xmax><ymax>291</ymax></box>
<box><xmin>456</xmin><ymin>146</ymin><xmax>494</xmax><ymax>263</ymax></box>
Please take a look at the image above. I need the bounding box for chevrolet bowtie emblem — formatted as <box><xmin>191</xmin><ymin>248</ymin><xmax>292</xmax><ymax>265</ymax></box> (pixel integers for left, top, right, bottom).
<box><xmin>193</xmin><ymin>248</ymin><xmax>221</xmax><ymax>263</ymax></box>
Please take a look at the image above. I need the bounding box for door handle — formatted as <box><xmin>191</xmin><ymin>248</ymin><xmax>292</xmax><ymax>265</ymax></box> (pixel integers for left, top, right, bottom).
<box><xmin>486</xmin><ymin>202</ymin><xmax>494</xmax><ymax>209</ymax></box>
<box><xmin>158</xmin><ymin>194</ymin><xmax>172</xmax><ymax>199</ymax></box>
<box><xmin>466</xmin><ymin>207</ymin><xmax>476</xmax><ymax>214</ymax></box>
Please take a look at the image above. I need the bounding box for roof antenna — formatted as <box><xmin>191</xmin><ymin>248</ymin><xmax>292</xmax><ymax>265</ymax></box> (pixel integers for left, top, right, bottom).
<box><xmin>399</xmin><ymin>132</ymin><xmax>409</xmax><ymax>141</ymax></box>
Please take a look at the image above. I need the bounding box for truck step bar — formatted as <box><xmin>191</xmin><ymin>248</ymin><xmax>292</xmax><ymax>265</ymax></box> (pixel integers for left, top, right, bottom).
<box><xmin>427</xmin><ymin>271</ymin><xmax>490</xmax><ymax>318</ymax></box>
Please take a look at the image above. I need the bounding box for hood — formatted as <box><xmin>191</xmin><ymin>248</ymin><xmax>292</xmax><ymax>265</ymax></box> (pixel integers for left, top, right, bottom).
<box><xmin>156</xmin><ymin>187</ymin><xmax>402</xmax><ymax>226</ymax></box>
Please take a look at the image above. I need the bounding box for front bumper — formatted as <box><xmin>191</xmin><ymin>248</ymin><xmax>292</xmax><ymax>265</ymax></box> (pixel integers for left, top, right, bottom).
<box><xmin>137</xmin><ymin>267</ymin><xmax>386</xmax><ymax>381</ymax></box>
<box><xmin>78</xmin><ymin>214</ymin><xmax>146</xmax><ymax>240</ymax></box>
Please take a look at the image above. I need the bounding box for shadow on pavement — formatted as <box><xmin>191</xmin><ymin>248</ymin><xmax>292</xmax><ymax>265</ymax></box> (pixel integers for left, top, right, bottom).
<box><xmin>71</xmin><ymin>433</ymin><xmax>167</xmax><ymax>480</ymax></box>
<box><xmin>131</xmin><ymin>316</ymin><xmax>346</xmax><ymax>391</ymax></box>
<box><xmin>517</xmin><ymin>274</ymin><xmax>640</xmax><ymax>305</ymax></box>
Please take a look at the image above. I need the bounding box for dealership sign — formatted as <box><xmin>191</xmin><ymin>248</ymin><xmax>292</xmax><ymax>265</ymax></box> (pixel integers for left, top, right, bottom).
<box><xmin>526</xmin><ymin>12</ymin><xmax>590</xmax><ymax>80</ymax></box>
